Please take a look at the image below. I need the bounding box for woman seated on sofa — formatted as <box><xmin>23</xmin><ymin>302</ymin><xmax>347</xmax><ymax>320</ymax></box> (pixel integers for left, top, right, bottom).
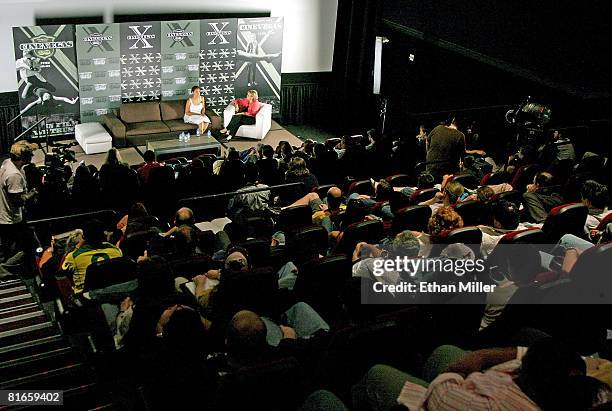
<box><xmin>184</xmin><ymin>85</ymin><xmax>210</xmax><ymax>135</ymax></box>
<box><xmin>220</xmin><ymin>89</ymin><xmax>261</xmax><ymax>141</ymax></box>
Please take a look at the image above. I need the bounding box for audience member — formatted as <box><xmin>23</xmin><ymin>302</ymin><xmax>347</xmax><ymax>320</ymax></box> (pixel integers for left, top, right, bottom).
<box><xmin>282</xmin><ymin>157</ymin><xmax>319</xmax><ymax>205</ymax></box>
<box><xmin>61</xmin><ymin>219</ymin><xmax>122</xmax><ymax>293</ymax></box>
<box><xmin>228</xmin><ymin>163</ymin><xmax>271</xmax><ymax>219</ymax></box>
<box><xmin>426</xmin><ymin>116</ymin><xmax>485</xmax><ymax>179</ymax></box>
<box><xmin>580</xmin><ymin>180</ymin><xmax>610</xmax><ymax>233</ymax></box>
<box><xmin>219</xmin><ymin>148</ymin><xmax>245</xmax><ymax>191</ymax></box>
<box><xmin>256</xmin><ymin>144</ymin><xmax>281</xmax><ymax>186</ymax></box>
<box><xmin>136</xmin><ymin>150</ymin><xmax>161</xmax><ymax>185</ymax></box>
<box><xmin>522</xmin><ymin>171</ymin><xmax>564</xmax><ymax>223</ymax></box>
<box><xmin>355</xmin><ymin>338</ymin><xmax>591</xmax><ymax>411</ymax></box>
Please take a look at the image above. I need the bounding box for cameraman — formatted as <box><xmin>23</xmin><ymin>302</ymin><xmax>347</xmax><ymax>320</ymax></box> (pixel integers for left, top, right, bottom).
<box><xmin>0</xmin><ymin>141</ymin><xmax>40</xmax><ymax>273</ymax></box>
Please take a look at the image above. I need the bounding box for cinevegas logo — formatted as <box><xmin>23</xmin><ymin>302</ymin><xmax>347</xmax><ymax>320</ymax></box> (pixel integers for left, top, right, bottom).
<box><xmin>207</xmin><ymin>22</ymin><xmax>231</xmax><ymax>45</ymax></box>
<box><xmin>82</xmin><ymin>33</ymin><xmax>113</xmax><ymax>47</ymax></box>
<box><xmin>167</xmin><ymin>29</ymin><xmax>194</xmax><ymax>43</ymax></box>
<box><xmin>19</xmin><ymin>35</ymin><xmax>73</xmax><ymax>59</ymax></box>
<box><xmin>127</xmin><ymin>25</ymin><xmax>156</xmax><ymax>49</ymax></box>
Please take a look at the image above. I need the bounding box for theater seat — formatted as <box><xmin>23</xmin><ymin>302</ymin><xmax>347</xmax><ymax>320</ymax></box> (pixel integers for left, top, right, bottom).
<box><xmin>217</xmin><ymin>357</ymin><xmax>306</xmax><ymax>410</ymax></box>
<box><xmin>392</xmin><ymin>205</ymin><xmax>432</xmax><ymax>234</ymax></box>
<box><xmin>409</xmin><ymin>188</ymin><xmax>439</xmax><ymax>205</ymax></box>
<box><xmin>442</xmin><ymin>226</ymin><xmax>483</xmax><ymax>246</ymax></box>
<box><xmin>567</xmin><ymin>242</ymin><xmax>612</xmax><ymax>302</ymax></box>
<box><xmin>492</xmin><ymin>190</ymin><xmax>522</xmax><ymax>207</ymax></box>
<box><xmin>348</xmin><ymin>179</ymin><xmax>374</xmax><ymax>196</ymax></box>
<box><xmin>120</xmin><ymin>229</ymin><xmax>159</xmax><ymax>259</ymax></box>
<box><xmin>277</xmin><ymin>205</ymin><xmax>312</xmax><ymax>231</ymax></box>
<box><xmin>238</xmin><ymin>238</ymin><xmax>272</xmax><ymax>268</ymax></box>
<box><xmin>244</xmin><ymin>216</ymin><xmax>274</xmax><ymax>239</ymax></box>
<box><xmin>595</xmin><ymin>213</ymin><xmax>612</xmax><ymax>231</ymax></box>
<box><xmin>83</xmin><ymin>257</ymin><xmax>137</xmax><ymax>292</ymax></box>
<box><xmin>454</xmin><ymin>200</ymin><xmax>489</xmax><ymax>226</ymax></box>
<box><xmin>511</xmin><ymin>163</ymin><xmax>541</xmax><ymax>192</ymax></box>
<box><xmin>286</xmin><ymin>225</ymin><xmax>329</xmax><ymax>264</ymax></box>
<box><xmin>498</xmin><ymin>228</ymin><xmax>547</xmax><ymax>244</ymax></box>
<box><xmin>480</xmin><ymin>171</ymin><xmax>510</xmax><ymax>186</ymax></box>
<box><xmin>334</xmin><ymin>220</ymin><xmax>385</xmax><ymax>255</ymax></box>
<box><xmin>293</xmin><ymin>255</ymin><xmax>352</xmax><ymax>323</ymax></box>
<box><xmin>542</xmin><ymin>203</ymin><xmax>588</xmax><ymax>243</ymax></box>
<box><xmin>385</xmin><ymin>174</ymin><xmax>411</xmax><ymax>187</ymax></box>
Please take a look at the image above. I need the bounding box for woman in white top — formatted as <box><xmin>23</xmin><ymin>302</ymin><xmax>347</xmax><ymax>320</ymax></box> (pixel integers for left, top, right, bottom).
<box><xmin>184</xmin><ymin>86</ymin><xmax>211</xmax><ymax>135</ymax></box>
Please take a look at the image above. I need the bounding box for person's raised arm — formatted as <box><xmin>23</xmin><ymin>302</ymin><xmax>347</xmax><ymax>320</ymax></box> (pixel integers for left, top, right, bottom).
<box><xmin>443</xmin><ymin>347</ymin><xmax>518</xmax><ymax>377</ymax></box>
<box><xmin>419</xmin><ymin>191</ymin><xmax>444</xmax><ymax>206</ymax></box>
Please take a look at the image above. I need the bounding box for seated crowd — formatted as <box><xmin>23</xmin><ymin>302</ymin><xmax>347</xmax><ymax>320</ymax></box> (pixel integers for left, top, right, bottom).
<box><xmin>3</xmin><ymin>119</ymin><xmax>611</xmax><ymax>410</ymax></box>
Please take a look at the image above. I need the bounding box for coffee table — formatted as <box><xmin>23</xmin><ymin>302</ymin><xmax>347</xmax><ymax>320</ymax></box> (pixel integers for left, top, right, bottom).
<box><xmin>146</xmin><ymin>135</ymin><xmax>222</xmax><ymax>160</ymax></box>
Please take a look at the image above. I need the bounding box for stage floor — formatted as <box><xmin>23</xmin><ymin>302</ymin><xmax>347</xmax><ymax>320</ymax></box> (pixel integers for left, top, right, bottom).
<box><xmin>32</xmin><ymin>120</ymin><xmax>304</xmax><ymax>169</ymax></box>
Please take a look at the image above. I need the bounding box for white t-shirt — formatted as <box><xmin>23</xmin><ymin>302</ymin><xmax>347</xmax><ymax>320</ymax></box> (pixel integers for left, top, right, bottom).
<box><xmin>0</xmin><ymin>159</ymin><xmax>27</xmax><ymax>224</ymax></box>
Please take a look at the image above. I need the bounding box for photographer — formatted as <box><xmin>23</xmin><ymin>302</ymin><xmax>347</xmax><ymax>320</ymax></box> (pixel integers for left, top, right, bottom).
<box><xmin>0</xmin><ymin>141</ymin><xmax>40</xmax><ymax>273</ymax></box>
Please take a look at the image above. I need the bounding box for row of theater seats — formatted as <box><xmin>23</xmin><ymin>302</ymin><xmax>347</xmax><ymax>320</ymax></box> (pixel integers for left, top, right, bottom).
<box><xmin>0</xmin><ymin>278</ymin><xmax>113</xmax><ymax>410</ymax></box>
<box><xmin>24</xmin><ymin>188</ymin><xmax>611</xmax><ymax>407</ymax></box>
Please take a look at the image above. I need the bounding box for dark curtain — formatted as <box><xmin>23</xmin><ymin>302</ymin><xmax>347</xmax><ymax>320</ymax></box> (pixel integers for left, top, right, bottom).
<box><xmin>0</xmin><ymin>92</ymin><xmax>21</xmax><ymax>155</ymax></box>
<box><xmin>331</xmin><ymin>0</ymin><xmax>381</xmax><ymax>132</ymax></box>
<box><xmin>281</xmin><ymin>82</ymin><xmax>332</xmax><ymax>126</ymax></box>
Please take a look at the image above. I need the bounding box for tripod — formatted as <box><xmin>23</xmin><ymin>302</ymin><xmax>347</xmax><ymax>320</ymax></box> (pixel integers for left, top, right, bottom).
<box><xmin>379</xmin><ymin>97</ymin><xmax>388</xmax><ymax>135</ymax></box>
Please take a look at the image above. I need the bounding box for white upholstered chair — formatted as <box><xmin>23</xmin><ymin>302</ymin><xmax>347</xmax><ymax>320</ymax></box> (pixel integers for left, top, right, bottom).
<box><xmin>223</xmin><ymin>103</ymin><xmax>272</xmax><ymax>140</ymax></box>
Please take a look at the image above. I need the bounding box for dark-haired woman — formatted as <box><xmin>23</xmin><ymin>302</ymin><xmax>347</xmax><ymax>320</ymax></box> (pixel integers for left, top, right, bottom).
<box><xmin>184</xmin><ymin>86</ymin><xmax>210</xmax><ymax>135</ymax></box>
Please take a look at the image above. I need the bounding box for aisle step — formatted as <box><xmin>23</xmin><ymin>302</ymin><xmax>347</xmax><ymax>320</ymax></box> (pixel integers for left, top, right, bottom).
<box><xmin>0</xmin><ymin>295</ymin><xmax>36</xmax><ymax>312</ymax></box>
<box><xmin>0</xmin><ymin>349</ymin><xmax>80</xmax><ymax>384</ymax></box>
<box><xmin>0</xmin><ymin>323</ymin><xmax>58</xmax><ymax>349</ymax></box>
<box><xmin>0</xmin><ymin>312</ymin><xmax>48</xmax><ymax>333</ymax></box>
<box><xmin>0</xmin><ymin>305</ymin><xmax>41</xmax><ymax>322</ymax></box>
<box><xmin>0</xmin><ymin>363</ymin><xmax>92</xmax><ymax>390</ymax></box>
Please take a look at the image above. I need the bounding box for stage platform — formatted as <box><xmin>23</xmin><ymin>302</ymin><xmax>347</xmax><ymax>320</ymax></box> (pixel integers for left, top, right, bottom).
<box><xmin>32</xmin><ymin>120</ymin><xmax>304</xmax><ymax>169</ymax></box>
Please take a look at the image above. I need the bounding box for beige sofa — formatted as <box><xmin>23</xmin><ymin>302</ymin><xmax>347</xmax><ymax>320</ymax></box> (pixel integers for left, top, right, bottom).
<box><xmin>103</xmin><ymin>100</ymin><xmax>222</xmax><ymax>147</ymax></box>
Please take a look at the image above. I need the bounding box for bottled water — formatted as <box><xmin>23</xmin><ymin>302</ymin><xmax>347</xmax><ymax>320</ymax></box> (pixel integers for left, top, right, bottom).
<box><xmin>179</xmin><ymin>132</ymin><xmax>184</xmax><ymax>142</ymax></box>
<box><xmin>186</xmin><ymin>132</ymin><xmax>191</xmax><ymax>142</ymax></box>
<box><xmin>196</xmin><ymin>128</ymin><xmax>201</xmax><ymax>136</ymax></box>
<box><xmin>206</xmin><ymin>128</ymin><xmax>211</xmax><ymax>137</ymax></box>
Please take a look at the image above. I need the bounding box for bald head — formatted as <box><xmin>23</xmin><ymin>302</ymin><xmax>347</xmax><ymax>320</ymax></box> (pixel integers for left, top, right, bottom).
<box><xmin>175</xmin><ymin>207</ymin><xmax>194</xmax><ymax>226</ymax></box>
<box><xmin>328</xmin><ymin>186</ymin><xmax>342</xmax><ymax>198</ymax></box>
<box><xmin>226</xmin><ymin>310</ymin><xmax>268</xmax><ymax>365</ymax></box>
<box><xmin>327</xmin><ymin>186</ymin><xmax>343</xmax><ymax>211</ymax></box>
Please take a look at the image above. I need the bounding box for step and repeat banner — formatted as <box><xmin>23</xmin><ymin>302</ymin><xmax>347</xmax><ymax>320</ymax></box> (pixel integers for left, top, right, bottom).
<box><xmin>12</xmin><ymin>17</ymin><xmax>283</xmax><ymax>138</ymax></box>
<box><xmin>75</xmin><ymin>24</ymin><xmax>122</xmax><ymax>124</ymax></box>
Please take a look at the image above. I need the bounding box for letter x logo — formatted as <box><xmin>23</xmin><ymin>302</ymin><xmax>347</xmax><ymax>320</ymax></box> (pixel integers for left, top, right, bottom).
<box><xmin>129</xmin><ymin>25</ymin><xmax>154</xmax><ymax>49</ymax></box>
<box><xmin>208</xmin><ymin>22</ymin><xmax>230</xmax><ymax>45</ymax></box>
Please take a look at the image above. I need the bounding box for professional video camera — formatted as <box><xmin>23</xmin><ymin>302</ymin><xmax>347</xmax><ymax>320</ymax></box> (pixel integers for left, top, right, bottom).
<box><xmin>505</xmin><ymin>97</ymin><xmax>551</xmax><ymax>128</ymax></box>
<box><xmin>505</xmin><ymin>96</ymin><xmax>552</xmax><ymax>149</ymax></box>
<box><xmin>44</xmin><ymin>141</ymin><xmax>78</xmax><ymax>170</ymax></box>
